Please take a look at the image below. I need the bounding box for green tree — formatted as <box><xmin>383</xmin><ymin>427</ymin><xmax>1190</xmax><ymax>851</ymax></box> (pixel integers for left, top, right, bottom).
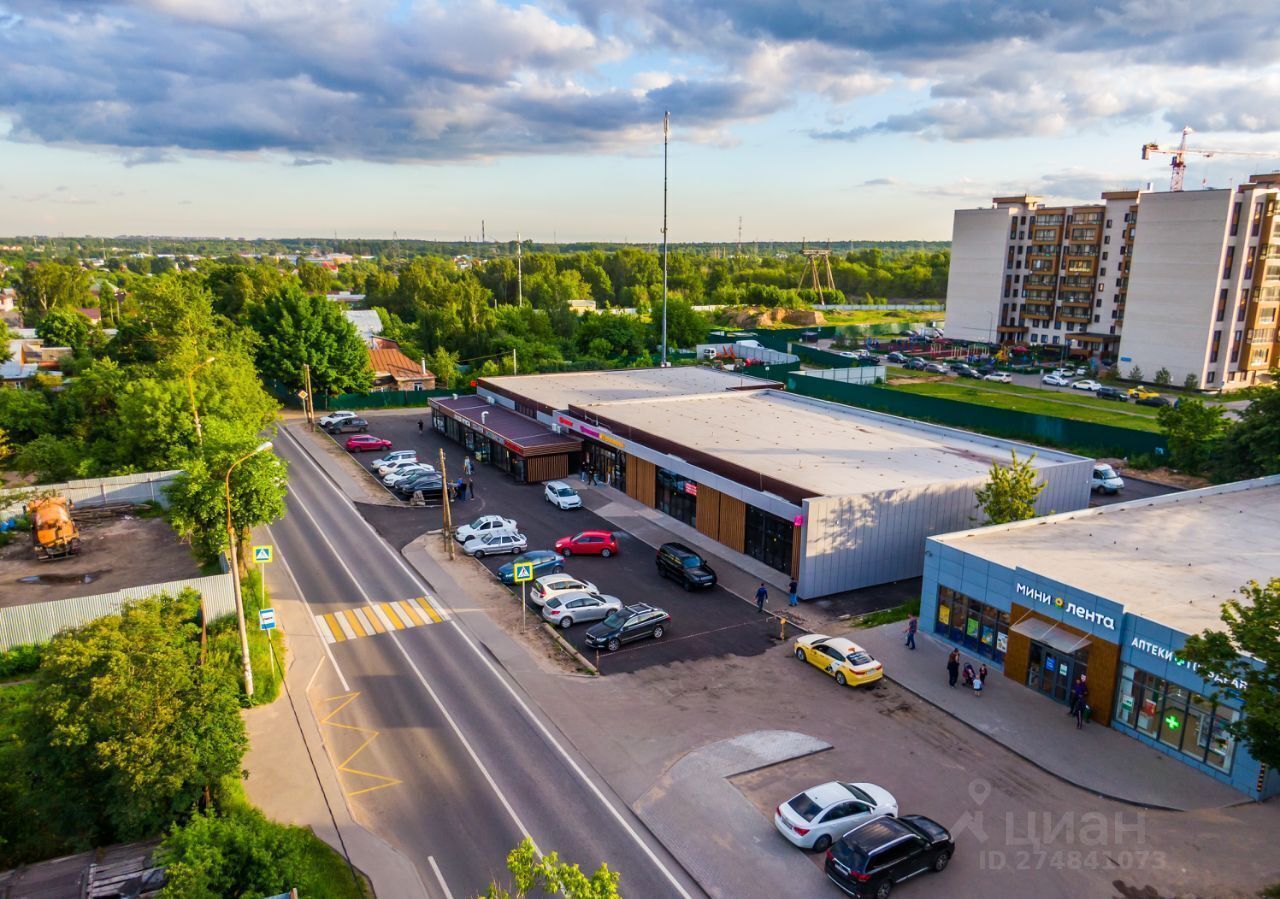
<box><xmin>1179</xmin><ymin>578</ymin><xmax>1280</xmax><ymax>770</ymax></box>
<box><xmin>651</xmin><ymin>296</ymin><xmax>708</xmax><ymax>351</ymax></box>
<box><xmin>166</xmin><ymin>433</ymin><xmax>289</xmax><ymax>563</ymax></box>
<box><xmin>249</xmin><ymin>286</ymin><xmax>372</xmax><ymax>394</ymax></box>
<box><xmin>296</xmin><ymin>258</ymin><xmax>332</xmax><ymax>295</ymax></box>
<box><xmin>12</xmin><ymin>434</ymin><xmax>86</xmax><ymax>482</ymax></box>
<box><xmin>1156</xmin><ymin>398</ymin><xmax>1227</xmax><ymax>475</ymax></box>
<box><xmin>1128</xmin><ymin>366</ymin><xmax>1143</xmax><ymax>381</ymax></box>
<box><xmin>482</xmin><ymin>838</ymin><xmax>621</xmax><ymax>899</ymax></box>
<box><xmin>974</xmin><ymin>451</ymin><xmax>1045</xmax><ymax>525</ymax></box>
<box><xmin>27</xmin><ymin>592</ymin><xmax>247</xmax><ymax>843</ymax></box>
<box><xmin>424</xmin><ymin>347</ymin><xmax>460</xmax><ymax>390</ymax></box>
<box><xmin>1213</xmin><ymin>386</ymin><xmax>1280</xmax><ymax>481</ymax></box>
<box><xmin>1154</xmin><ymin>367</ymin><xmax>1172</xmax><ymax>386</ymax></box>
<box><xmin>17</xmin><ymin>261</ymin><xmax>92</xmax><ymax>320</ymax></box>
<box><xmin>35</xmin><ymin>307</ymin><xmax>95</xmax><ymax>353</ymax></box>
<box><xmin>1183</xmin><ymin>372</ymin><xmax>1199</xmax><ymax>391</ymax></box>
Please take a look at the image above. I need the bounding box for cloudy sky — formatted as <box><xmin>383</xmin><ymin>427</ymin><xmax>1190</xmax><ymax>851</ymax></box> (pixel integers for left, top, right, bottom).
<box><xmin>2</xmin><ymin>0</ymin><xmax>1279</xmax><ymax>241</ymax></box>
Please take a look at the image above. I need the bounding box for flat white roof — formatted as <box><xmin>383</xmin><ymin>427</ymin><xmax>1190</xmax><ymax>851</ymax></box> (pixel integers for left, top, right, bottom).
<box><xmin>483</xmin><ymin>367</ymin><xmax>778</xmax><ymax>410</ymax></box>
<box><xmin>934</xmin><ymin>476</ymin><xmax>1280</xmax><ymax>636</ymax></box>
<box><xmin>575</xmin><ymin>388</ymin><xmax>1075</xmax><ymax>496</ymax></box>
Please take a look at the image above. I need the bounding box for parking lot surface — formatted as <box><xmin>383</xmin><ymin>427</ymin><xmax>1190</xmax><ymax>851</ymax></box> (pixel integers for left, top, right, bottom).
<box><xmin>327</xmin><ymin>411</ymin><xmax>783</xmax><ymax>675</ymax></box>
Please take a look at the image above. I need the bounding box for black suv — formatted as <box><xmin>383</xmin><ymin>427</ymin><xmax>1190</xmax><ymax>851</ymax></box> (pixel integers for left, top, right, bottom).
<box><xmin>393</xmin><ymin>473</ymin><xmax>444</xmax><ymax>500</ymax></box>
<box><xmin>656</xmin><ymin>542</ymin><xmax>717</xmax><ymax>590</ymax></box>
<box><xmin>325</xmin><ymin>417</ymin><xmax>370</xmax><ymax>434</ymax></box>
<box><xmin>826</xmin><ymin>815</ymin><xmax>953</xmax><ymax>898</ymax></box>
<box><xmin>584</xmin><ymin>603</ymin><xmax>670</xmax><ymax>652</ymax></box>
<box><xmin>1095</xmin><ymin>386</ymin><xmax>1129</xmax><ymax>401</ymax></box>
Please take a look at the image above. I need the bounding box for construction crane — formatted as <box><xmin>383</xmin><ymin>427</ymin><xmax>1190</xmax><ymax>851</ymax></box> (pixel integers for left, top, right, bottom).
<box><xmin>1142</xmin><ymin>126</ymin><xmax>1280</xmax><ymax>191</ymax></box>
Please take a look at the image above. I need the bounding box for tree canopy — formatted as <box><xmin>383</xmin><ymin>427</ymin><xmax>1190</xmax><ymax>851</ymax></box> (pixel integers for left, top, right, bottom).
<box><xmin>249</xmin><ymin>286</ymin><xmax>372</xmax><ymax>394</ymax></box>
<box><xmin>974</xmin><ymin>451</ymin><xmax>1046</xmax><ymax>525</ymax></box>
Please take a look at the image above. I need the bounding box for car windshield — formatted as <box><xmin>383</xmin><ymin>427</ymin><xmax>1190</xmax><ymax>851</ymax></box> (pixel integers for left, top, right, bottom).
<box><xmin>601</xmin><ymin>612</ymin><xmax>627</xmax><ymax>629</ymax></box>
<box><xmin>681</xmin><ymin>556</ymin><xmax>703</xmax><ymax>568</ymax></box>
<box><xmin>1096</xmin><ymin>465</ymin><xmax>1117</xmax><ymax>478</ymax></box>
<box><xmin>840</xmin><ymin>783</ymin><xmax>874</xmax><ymax>804</ymax></box>
<box><xmin>556</xmin><ymin>487</ymin><xmax>574</xmax><ymax>496</ymax></box>
<box><xmin>787</xmin><ymin>793</ymin><xmax>824</xmax><ymax>822</ymax></box>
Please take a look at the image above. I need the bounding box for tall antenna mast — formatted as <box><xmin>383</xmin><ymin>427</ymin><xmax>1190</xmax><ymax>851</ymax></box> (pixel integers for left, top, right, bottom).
<box><xmin>516</xmin><ymin>231</ymin><xmax>523</xmax><ymax>307</ymax></box>
<box><xmin>737</xmin><ymin>216</ymin><xmax>742</xmax><ymax>257</ymax></box>
<box><xmin>661</xmin><ymin>110</ymin><xmax>670</xmax><ymax>366</ymax></box>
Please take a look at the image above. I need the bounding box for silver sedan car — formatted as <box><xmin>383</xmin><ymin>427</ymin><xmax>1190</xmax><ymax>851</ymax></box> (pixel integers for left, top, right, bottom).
<box><xmin>540</xmin><ymin>590</ymin><xmax>622</xmax><ymax>628</ymax></box>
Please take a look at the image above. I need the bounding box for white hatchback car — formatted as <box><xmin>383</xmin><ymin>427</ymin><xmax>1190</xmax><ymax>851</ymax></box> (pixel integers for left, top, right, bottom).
<box><xmin>455</xmin><ymin>515</ymin><xmax>518</xmax><ymax>543</ymax></box>
<box><xmin>462</xmin><ymin>529</ymin><xmax>527</xmax><ymax>558</ymax></box>
<box><xmin>371</xmin><ymin>450</ymin><xmax>417</xmax><ymax>471</ymax></box>
<box><xmin>318</xmin><ymin>410</ymin><xmax>357</xmax><ymax>429</ymax></box>
<box><xmin>384</xmin><ymin>463</ymin><xmax>435</xmax><ymax>486</ymax></box>
<box><xmin>1041</xmin><ymin>373</ymin><xmax>1071</xmax><ymax>386</ymax></box>
<box><xmin>540</xmin><ymin>591</ymin><xmax>623</xmax><ymax>628</ymax></box>
<box><xmin>544</xmin><ymin>481</ymin><xmax>582</xmax><ymax>510</ymax></box>
<box><xmin>380</xmin><ymin>459</ymin><xmax>429</xmax><ymax>481</ymax></box>
<box><xmin>529</xmin><ymin>573</ymin><xmax>599</xmax><ymax>608</ymax></box>
<box><xmin>774</xmin><ymin>781</ymin><xmax>898</xmax><ymax>852</ymax></box>
<box><xmin>1071</xmin><ymin>379</ymin><xmax>1103</xmax><ymax>391</ymax></box>
<box><xmin>983</xmin><ymin>372</ymin><xmax>1012</xmax><ymax>383</ymax></box>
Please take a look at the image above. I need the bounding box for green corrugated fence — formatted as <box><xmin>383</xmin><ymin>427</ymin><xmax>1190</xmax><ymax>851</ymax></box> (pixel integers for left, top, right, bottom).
<box><xmin>786</xmin><ymin>375</ymin><xmax>1167</xmax><ymax>458</ymax></box>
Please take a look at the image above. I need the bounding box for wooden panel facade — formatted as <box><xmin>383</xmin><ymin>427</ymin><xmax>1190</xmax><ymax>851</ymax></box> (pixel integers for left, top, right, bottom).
<box><xmin>524</xmin><ymin>453</ymin><xmax>569</xmax><ymax>483</ymax></box>
<box><xmin>696</xmin><ymin>485</ymin><xmax>722</xmax><ymax>541</ymax></box>
<box><xmin>1003</xmin><ymin>603</ymin><xmax>1118</xmax><ymax>726</ymax></box>
<box><xmin>625</xmin><ymin>455</ymin><xmax>656</xmax><ymax>507</ymax></box>
<box><xmin>1003</xmin><ymin>602</ymin><xmax>1033</xmax><ymax>686</ymax></box>
<box><xmin>791</xmin><ymin>525</ymin><xmax>802</xmax><ymax>580</ymax></box>
<box><xmin>717</xmin><ymin>495</ymin><xmax>746</xmax><ymax>552</ymax></box>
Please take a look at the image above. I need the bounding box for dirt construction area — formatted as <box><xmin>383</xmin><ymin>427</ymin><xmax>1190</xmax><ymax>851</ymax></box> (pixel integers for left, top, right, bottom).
<box><xmin>0</xmin><ymin>515</ymin><xmax>203</xmax><ymax>608</ymax></box>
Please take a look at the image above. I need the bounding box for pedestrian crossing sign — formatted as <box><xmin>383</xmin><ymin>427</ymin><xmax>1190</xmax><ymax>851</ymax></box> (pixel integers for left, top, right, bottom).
<box><xmin>513</xmin><ymin>561</ymin><xmax>535</xmax><ymax>583</ymax></box>
<box><xmin>253</xmin><ymin>545</ymin><xmax>273</xmax><ymax>564</ymax></box>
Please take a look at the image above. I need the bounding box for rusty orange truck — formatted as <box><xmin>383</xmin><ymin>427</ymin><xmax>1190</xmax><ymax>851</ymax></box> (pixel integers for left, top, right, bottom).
<box><xmin>26</xmin><ymin>496</ymin><xmax>82</xmax><ymax>560</ymax></box>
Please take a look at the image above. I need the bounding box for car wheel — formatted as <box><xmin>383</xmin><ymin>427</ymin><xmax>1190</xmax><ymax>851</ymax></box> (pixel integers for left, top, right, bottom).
<box><xmin>836</xmin><ymin>672</ymin><xmax>848</xmax><ymax>687</ymax></box>
<box><xmin>652</xmin><ymin>625</ymin><xmax>664</xmax><ymax>639</ymax></box>
<box><xmin>875</xmin><ymin>881</ymin><xmax>892</xmax><ymax>899</ymax></box>
<box><xmin>812</xmin><ymin>834</ymin><xmax>832</xmax><ymax>853</ymax></box>
<box><xmin>552</xmin><ymin>564</ymin><xmax>564</xmax><ymax>573</ymax></box>
<box><xmin>473</xmin><ymin>550</ymin><xmax>485</xmax><ymax>558</ymax></box>
<box><xmin>606</xmin><ymin>638</ymin><xmax>620</xmax><ymax>652</ymax></box>
<box><xmin>601</xmin><ymin>548</ymin><xmax>612</xmax><ymax>558</ymax></box>
<box><xmin>933</xmin><ymin>850</ymin><xmax>951</xmax><ymax>872</ymax></box>
<box><xmin>795</xmin><ymin>648</ymin><xmax>806</xmax><ymax>661</ymax></box>
<box><xmin>683</xmin><ymin>581</ymin><xmax>693</xmax><ymax>591</ymax></box>
<box><xmin>559</xmin><ymin>617</ymin><xmax>573</xmax><ymax>629</ymax></box>
<box><xmin>563</xmin><ymin>547</ymin><xmax>572</xmax><ymax>556</ymax></box>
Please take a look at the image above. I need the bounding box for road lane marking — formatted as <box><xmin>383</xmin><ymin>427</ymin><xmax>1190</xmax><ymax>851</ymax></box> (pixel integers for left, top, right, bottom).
<box><xmin>342</xmin><ymin>609</ymin><xmax>368</xmax><ymax>638</ymax></box>
<box><xmin>371</xmin><ymin>604</ymin><xmax>396</xmax><ymax>632</ymax></box>
<box><xmin>428</xmin><ymin>856</ymin><xmax>455</xmax><ymax>899</ymax></box>
<box><xmin>266</xmin><ymin>523</ymin><xmax>348</xmax><ymax>692</ymax></box>
<box><xmin>381</xmin><ymin>602</ymin><xmax>407</xmax><ymax>629</ymax></box>
<box><xmin>413</xmin><ymin>596</ymin><xmax>444</xmax><ymax>624</ymax></box>
<box><xmin>358</xmin><ymin>606</ymin><xmax>384</xmax><ymax>634</ymax></box>
<box><xmin>283</xmin><ymin>424</ymin><xmax>698</xmax><ymax>892</ymax></box>
<box><xmin>324</xmin><ymin>613</ymin><xmax>348</xmax><ymax>642</ymax></box>
<box><xmin>282</xmin><ymin>475</ymin><xmax>538</xmax><ymax>857</ymax></box>
<box><xmin>282</xmin><ymin>424</ymin><xmax>694</xmax><ymax>891</ymax></box>
<box><xmin>396</xmin><ymin>599</ymin><xmax>426</xmax><ymax>627</ymax></box>
<box><xmin>312</xmin><ymin>601</ymin><xmax>448</xmax><ymax>643</ymax></box>
<box><xmin>333</xmin><ymin>612</ymin><xmax>357</xmax><ymax>641</ymax></box>
<box><xmin>321</xmin><ymin>692</ymin><xmax>403</xmax><ymax>797</ymax></box>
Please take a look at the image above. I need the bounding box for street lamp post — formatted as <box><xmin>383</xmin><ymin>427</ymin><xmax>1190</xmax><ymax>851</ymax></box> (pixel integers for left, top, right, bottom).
<box><xmin>225</xmin><ymin>441</ymin><xmax>272</xmax><ymax>697</ymax></box>
<box><xmin>185</xmin><ymin>356</ymin><xmax>216</xmax><ymax>445</ymax></box>
<box><xmin>661</xmin><ymin>111</ymin><xmax>670</xmax><ymax>366</ymax></box>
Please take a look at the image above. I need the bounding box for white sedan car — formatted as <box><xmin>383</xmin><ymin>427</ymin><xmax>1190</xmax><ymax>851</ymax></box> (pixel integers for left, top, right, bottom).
<box><xmin>462</xmin><ymin>529</ymin><xmax>527</xmax><ymax>558</ymax></box>
<box><xmin>774</xmin><ymin>781</ymin><xmax>899</xmax><ymax>852</ymax></box>
<box><xmin>372</xmin><ymin>450</ymin><xmax>417</xmax><ymax>471</ymax></box>
<box><xmin>318</xmin><ymin>410</ymin><xmax>357</xmax><ymax>429</ymax></box>
<box><xmin>455</xmin><ymin>514</ymin><xmax>517</xmax><ymax>543</ymax></box>
<box><xmin>540</xmin><ymin>591</ymin><xmax>623</xmax><ymax>628</ymax></box>
<box><xmin>544</xmin><ymin>480</ymin><xmax>583</xmax><ymax>510</ymax></box>
<box><xmin>384</xmin><ymin>463</ymin><xmax>435</xmax><ymax>486</ymax></box>
<box><xmin>1041</xmin><ymin>373</ymin><xmax>1071</xmax><ymax>387</ymax></box>
<box><xmin>983</xmin><ymin>372</ymin><xmax>1012</xmax><ymax>383</ymax></box>
<box><xmin>1071</xmin><ymin>379</ymin><xmax>1103</xmax><ymax>391</ymax></box>
<box><xmin>529</xmin><ymin>573</ymin><xmax>599</xmax><ymax>608</ymax></box>
<box><xmin>380</xmin><ymin>459</ymin><xmax>429</xmax><ymax>481</ymax></box>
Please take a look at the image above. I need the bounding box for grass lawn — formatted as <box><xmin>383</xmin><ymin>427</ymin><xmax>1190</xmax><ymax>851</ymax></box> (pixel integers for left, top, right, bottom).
<box><xmin>891</xmin><ymin>380</ymin><xmax>1163</xmax><ymax>432</ymax></box>
<box><xmin>852</xmin><ymin>598</ymin><xmax>922</xmax><ymax>629</ymax></box>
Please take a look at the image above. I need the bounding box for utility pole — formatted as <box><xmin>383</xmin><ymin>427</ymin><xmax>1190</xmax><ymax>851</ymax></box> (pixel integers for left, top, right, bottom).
<box><xmin>303</xmin><ymin>364</ymin><xmax>315</xmax><ymax>430</ymax></box>
<box><xmin>516</xmin><ymin>231</ymin><xmax>523</xmax><ymax>307</ymax></box>
<box><xmin>439</xmin><ymin>449</ymin><xmax>455</xmax><ymax>560</ymax></box>
<box><xmin>737</xmin><ymin>216</ymin><xmax>742</xmax><ymax>257</ymax></box>
<box><xmin>661</xmin><ymin>110</ymin><xmax>670</xmax><ymax>366</ymax></box>
<box><xmin>512</xmin><ymin>348</ymin><xmax>518</xmax><ymax>375</ymax></box>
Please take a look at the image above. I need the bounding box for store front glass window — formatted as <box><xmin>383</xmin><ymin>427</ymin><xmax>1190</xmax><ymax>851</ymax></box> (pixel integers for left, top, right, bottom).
<box><xmin>1113</xmin><ymin>664</ymin><xmax>1238</xmax><ymax>774</ymax></box>
<box><xmin>744</xmin><ymin>505</ymin><xmax>793</xmax><ymax>574</ymax></box>
<box><xmin>583</xmin><ymin>441</ymin><xmax>625</xmax><ymax>489</ymax></box>
<box><xmin>933</xmin><ymin>587</ymin><xmax>1009</xmax><ymax>663</ymax></box>
<box><xmin>655</xmin><ymin>467</ymin><xmax>697</xmax><ymax>527</ymax></box>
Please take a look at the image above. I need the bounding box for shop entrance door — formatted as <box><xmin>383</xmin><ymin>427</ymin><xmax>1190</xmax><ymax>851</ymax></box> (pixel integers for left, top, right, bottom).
<box><xmin>1026</xmin><ymin>641</ymin><xmax>1074</xmax><ymax>703</ymax></box>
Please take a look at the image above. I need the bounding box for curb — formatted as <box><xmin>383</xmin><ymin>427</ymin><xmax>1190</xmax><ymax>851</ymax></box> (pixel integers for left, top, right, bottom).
<box><xmin>540</xmin><ymin>622</ymin><xmax>600</xmax><ymax>675</ymax></box>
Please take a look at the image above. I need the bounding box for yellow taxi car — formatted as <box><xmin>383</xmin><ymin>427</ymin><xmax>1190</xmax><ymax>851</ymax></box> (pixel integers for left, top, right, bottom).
<box><xmin>794</xmin><ymin>634</ymin><xmax>884</xmax><ymax>687</ymax></box>
<box><xmin>1128</xmin><ymin>386</ymin><xmax>1158</xmax><ymax>400</ymax></box>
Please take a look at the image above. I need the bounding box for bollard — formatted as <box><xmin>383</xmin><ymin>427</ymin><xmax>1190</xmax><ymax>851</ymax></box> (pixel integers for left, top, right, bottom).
<box><xmin>779</xmin><ymin>616</ymin><xmax>787</xmax><ymax>641</ymax></box>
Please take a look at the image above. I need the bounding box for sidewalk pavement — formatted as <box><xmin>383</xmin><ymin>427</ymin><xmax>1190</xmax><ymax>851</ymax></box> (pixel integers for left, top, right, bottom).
<box><xmin>241</xmin><ymin>583</ymin><xmax>431</xmax><ymax>898</ymax></box>
<box><xmin>853</xmin><ymin>624</ymin><xmax>1247</xmax><ymax>811</ymax></box>
<box><xmin>575</xmin><ymin>480</ymin><xmax>794</xmax><ymax>602</ymax></box>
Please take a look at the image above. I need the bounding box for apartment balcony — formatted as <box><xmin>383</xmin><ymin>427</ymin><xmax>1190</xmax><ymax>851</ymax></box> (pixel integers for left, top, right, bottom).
<box><xmin>1247</xmin><ymin>329</ymin><xmax>1277</xmax><ymax>344</ymax></box>
<box><xmin>1244</xmin><ymin>351</ymin><xmax>1275</xmax><ymax>371</ymax></box>
<box><xmin>1064</xmin><ymin>246</ymin><xmax>1100</xmax><ymax>258</ymax></box>
<box><xmin>1058</xmin><ymin>294</ymin><xmax>1093</xmax><ymax>305</ymax></box>
<box><xmin>1057</xmin><ymin>310</ymin><xmax>1092</xmax><ymax>324</ymax></box>
<box><xmin>1023</xmin><ymin>304</ymin><xmax>1055</xmax><ymax>320</ymax></box>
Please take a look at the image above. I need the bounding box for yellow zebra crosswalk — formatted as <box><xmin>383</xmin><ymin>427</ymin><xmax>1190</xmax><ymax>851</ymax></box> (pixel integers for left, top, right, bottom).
<box><xmin>315</xmin><ymin>597</ymin><xmax>446</xmax><ymax>644</ymax></box>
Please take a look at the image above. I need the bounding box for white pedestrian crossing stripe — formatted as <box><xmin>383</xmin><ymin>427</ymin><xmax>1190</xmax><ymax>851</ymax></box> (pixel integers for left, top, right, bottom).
<box><xmin>315</xmin><ymin>597</ymin><xmax>446</xmax><ymax>644</ymax></box>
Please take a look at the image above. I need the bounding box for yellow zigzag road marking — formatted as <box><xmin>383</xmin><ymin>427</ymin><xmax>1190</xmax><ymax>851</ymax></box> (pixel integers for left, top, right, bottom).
<box><xmin>320</xmin><ymin>691</ymin><xmax>402</xmax><ymax>797</ymax></box>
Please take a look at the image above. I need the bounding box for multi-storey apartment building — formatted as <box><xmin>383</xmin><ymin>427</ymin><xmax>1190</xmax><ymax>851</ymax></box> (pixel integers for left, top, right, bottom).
<box><xmin>946</xmin><ymin>175</ymin><xmax>1280</xmax><ymax>390</ymax></box>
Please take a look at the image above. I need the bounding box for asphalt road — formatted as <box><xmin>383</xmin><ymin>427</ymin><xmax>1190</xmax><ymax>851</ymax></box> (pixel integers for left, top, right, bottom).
<box><xmin>269</xmin><ymin>427</ymin><xmax>701</xmax><ymax>899</ymax></box>
<box><xmin>350</xmin><ymin>413</ymin><xmax>784</xmax><ymax>676</ymax></box>
<box><xmin>1089</xmin><ymin>474</ymin><xmax>1179</xmax><ymax>507</ymax></box>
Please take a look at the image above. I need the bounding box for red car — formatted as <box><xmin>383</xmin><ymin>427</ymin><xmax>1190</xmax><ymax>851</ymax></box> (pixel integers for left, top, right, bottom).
<box><xmin>554</xmin><ymin>530</ymin><xmax>619</xmax><ymax>557</ymax></box>
<box><xmin>346</xmin><ymin>434</ymin><xmax>392</xmax><ymax>452</ymax></box>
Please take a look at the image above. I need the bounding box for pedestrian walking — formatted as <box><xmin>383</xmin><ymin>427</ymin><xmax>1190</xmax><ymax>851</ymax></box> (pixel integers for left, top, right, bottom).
<box><xmin>1070</xmin><ymin>675</ymin><xmax>1088</xmax><ymax>727</ymax></box>
<box><xmin>974</xmin><ymin>663</ymin><xmax>987</xmax><ymax>697</ymax></box>
<box><xmin>466</xmin><ymin>476</ymin><xmax>474</xmax><ymax>499</ymax></box>
<box><xmin>448</xmin><ymin>482</ymin><xmax>457</xmax><ymax>502</ymax></box>
<box><xmin>788</xmin><ymin>579</ymin><xmax>799</xmax><ymax>607</ymax></box>
<box><xmin>455</xmin><ymin>477</ymin><xmax>467</xmax><ymax>502</ymax></box>
<box><xmin>755</xmin><ymin>583</ymin><xmax>768</xmax><ymax>613</ymax></box>
<box><xmin>418</xmin><ymin>419</ymin><xmax>424</xmax><ymax>434</ymax></box>
<box><xmin>579</xmin><ymin>464</ymin><xmax>588</xmax><ymax>483</ymax></box>
<box><xmin>962</xmin><ymin>662</ymin><xmax>976</xmax><ymax>689</ymax></box>
<box><xmin>947</xmin><ymin>649</ymin><xmax>960</xmax><ymax>688</ymax></box>
<box><xmin>904</xmin><ymin>613</ymin><xmax>918</xmax><ymax>650</ymax></box>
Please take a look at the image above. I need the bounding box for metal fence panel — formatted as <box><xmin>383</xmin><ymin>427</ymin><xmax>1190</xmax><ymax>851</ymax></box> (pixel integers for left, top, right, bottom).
<box><xmin>0</xmin><ymin>573</ymin><xmax>236</xmax><ymax>651</ymax></box>
<box><xmin>1</xmin><ymin>471</ymin><xmax>182</xmax><ymax>519</ymax></box>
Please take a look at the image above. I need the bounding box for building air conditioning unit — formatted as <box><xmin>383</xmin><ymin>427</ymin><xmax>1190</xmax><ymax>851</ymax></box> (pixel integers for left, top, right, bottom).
<box><xmin>486</xmin><ymin>395</ymin><xmax>495</xmax><ymax>405</ymax></box>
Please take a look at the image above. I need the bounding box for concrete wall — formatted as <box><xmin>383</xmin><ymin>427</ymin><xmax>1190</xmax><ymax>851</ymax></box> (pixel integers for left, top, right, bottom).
<box><xmin>945</xmin><ymin>208</ymin><xmax>1012</xmax><ymax>343</ymax></box>
<box><xmin>797</xmin><ymin>456</ymin><xmax>1090</xmax><ymax>597</ymax></box>
<box><xmin>1120</xmin><ymin>190</ymin><xmax>1231</xmax><ymax>385</ymax></box>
